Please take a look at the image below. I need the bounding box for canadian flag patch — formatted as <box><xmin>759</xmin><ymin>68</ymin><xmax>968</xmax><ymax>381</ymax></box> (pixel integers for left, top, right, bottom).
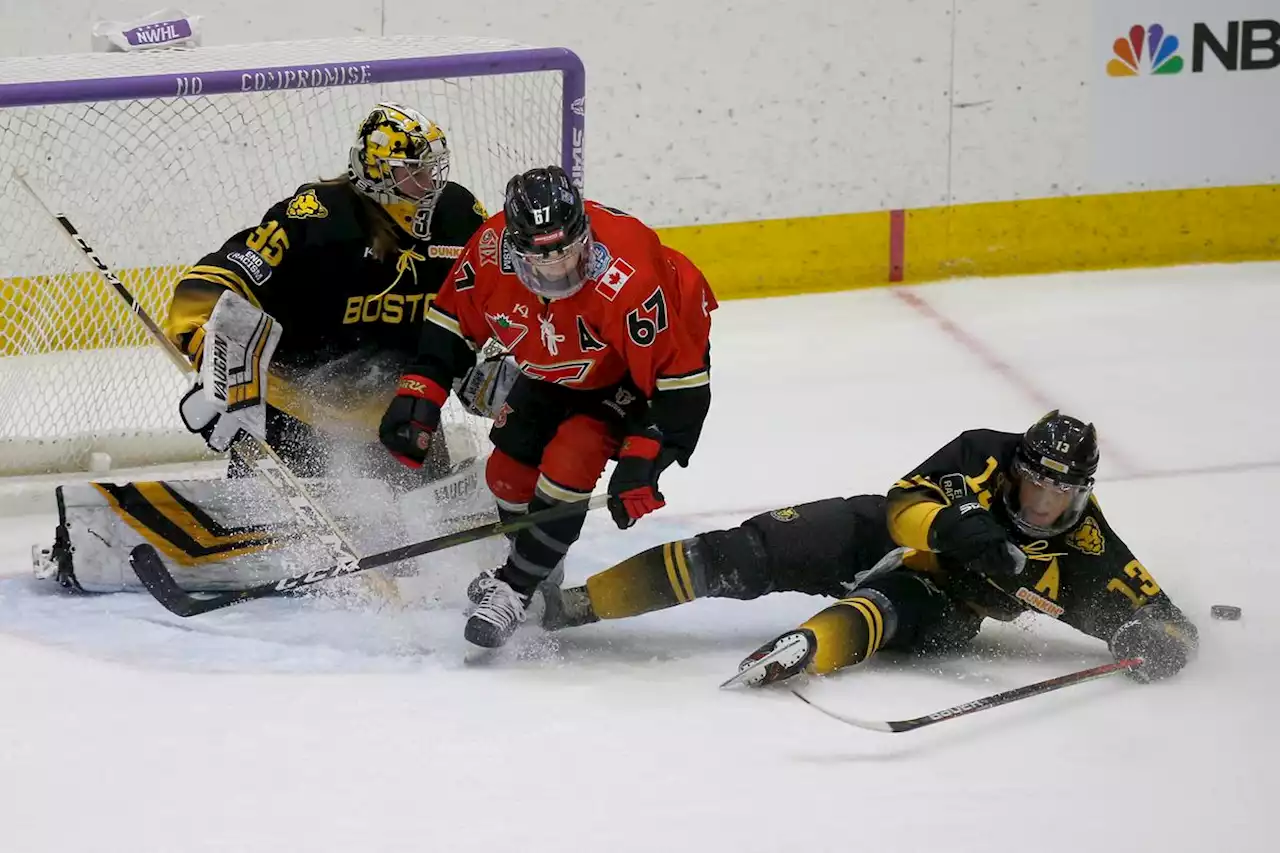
<box><xmin>595</xmin><ymin>258</ymin><xmax>635</xmax><ymax>301</ymax></box>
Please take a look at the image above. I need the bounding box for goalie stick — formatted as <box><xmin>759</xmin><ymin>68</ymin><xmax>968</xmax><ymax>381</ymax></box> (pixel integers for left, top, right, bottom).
<box><xmin>16</xmin><ymin>171</ymin><xmax>369</xmax><ymax>584</ymax></box>
<box><xmin>131</xmin><ymin>493</ymin><xmax>609</xmax><ymax>616</ymax></box>
<box><xmin>788</xmin><ymin>657</ymin><xmax>1141</xmax><ymax>734</ymax></box>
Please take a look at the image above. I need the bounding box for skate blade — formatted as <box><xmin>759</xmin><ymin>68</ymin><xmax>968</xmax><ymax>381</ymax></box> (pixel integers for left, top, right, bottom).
<box><xmin>462</xmin><ymin>645</ymin><xmax>504</xmax><ymax>666</ymax></box>
<box><xmin>719</xmin><ymin>632</ymin><xmax>811</xmax><ymax>689</ymax></box>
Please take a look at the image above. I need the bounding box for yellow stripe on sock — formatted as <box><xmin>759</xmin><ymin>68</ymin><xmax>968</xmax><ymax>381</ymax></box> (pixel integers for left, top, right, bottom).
<box><xmin>862</xmin><ymin>598</ymin><xmax>884</xmax><ymax>649</ymax></box>
<box><xmin>662</xmin><ymin>542</ymin><xmax>689</xmax><ymax>603</ymax></box>
<box><xmin>843</xmin><ymin>598</ymin><xmax>882</xmax><ymax>660</ymax></box>
<box><xmin>671</xmin><ymin>541</ymin><xmax>696</xmax><ymax>602</ymax></box>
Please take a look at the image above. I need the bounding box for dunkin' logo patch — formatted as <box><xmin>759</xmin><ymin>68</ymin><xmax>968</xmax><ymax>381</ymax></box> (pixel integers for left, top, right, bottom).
<box><xmin>1015</xmin><ymin>586</ymin><xmax>1064</xmax><ymax>618</ymax></box>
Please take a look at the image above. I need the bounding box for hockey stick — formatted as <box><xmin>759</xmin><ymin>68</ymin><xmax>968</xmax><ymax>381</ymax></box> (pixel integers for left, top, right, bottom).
<box><xmin>15</xmin><ymin>172</ymin><xmax>372</xmax><ymax>584</ymax></box>
<box><xmin>12</xmin><ymin>172</ymin><xmax>194</xmax><ymax>375</ymax></box>
<box><xmin>130</xmin><ymin>493</ymin><xmax>609</xmax><ymax>616</ymax></box>
<box><xmin>788</xmin><ymin>657</ymin><xmax>1141</xmax><ymax>734</ymax></box>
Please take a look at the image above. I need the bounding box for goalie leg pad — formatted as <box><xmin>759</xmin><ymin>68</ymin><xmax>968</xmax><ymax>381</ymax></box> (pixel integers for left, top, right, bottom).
<box><xmin>31</xmin><ymin>489</ymin><xmax>79</xmax><ymax>590</ymax></box>
<box><xmin>36</xmin><ymin>456</ymin><xmax>501</xmax><ymax>594</ymax></box>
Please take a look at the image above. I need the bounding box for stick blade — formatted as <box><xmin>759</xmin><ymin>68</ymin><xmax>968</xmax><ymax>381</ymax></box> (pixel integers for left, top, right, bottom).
<box><xmin>789</xmin><ymin>689</ymin><xmax>899</xmax><ymax>733</ymax></box>
<box><xmin>129</xmin><ymin>544</ymin><xmax>206</xmax><ymax>617</ymax></box>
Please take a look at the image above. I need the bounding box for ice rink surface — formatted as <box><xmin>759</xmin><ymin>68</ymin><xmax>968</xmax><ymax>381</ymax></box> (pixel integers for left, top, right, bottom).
<box><xmin>1</xmin><ymin>262</ymin><xmax>1277</xmax><ymax>852</ymax></box>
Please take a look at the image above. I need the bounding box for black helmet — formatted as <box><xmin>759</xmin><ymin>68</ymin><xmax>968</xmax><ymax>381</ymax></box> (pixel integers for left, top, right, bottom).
<box><xmin>502</xmin><ymin>166</ymin><xmax>593</xmax><ymax>299</ymax></box>
<box><xmin>1003</xmin><ymin>410</ymin><xmax>1099</xmax><ymax>537</ymax></box>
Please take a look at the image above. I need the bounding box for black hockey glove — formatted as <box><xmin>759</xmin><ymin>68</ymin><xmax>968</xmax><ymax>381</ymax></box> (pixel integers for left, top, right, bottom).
<box><xmin>607</xmin><ymin>426</ymin><xmax>669</xmax><ymax>530</ymax></box>
<box><xmin>379</xmin><ymin>374</ymin><xmax>445</xmax><ymax>468</ymax></box>
<box><xmin>1109</xmin><ymin>605</ymin><xmax>1199</xmax><ymax>683</ymax></box>
<box><xmin>929</xmin><ymin>500</ymin><xmax>1023</xmax><ymax>576</ymax></box>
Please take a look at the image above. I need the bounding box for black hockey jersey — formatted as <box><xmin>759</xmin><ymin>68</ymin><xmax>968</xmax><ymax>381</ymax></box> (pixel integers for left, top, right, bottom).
<box><xmin>164</xmin><ymin>180</ymin><xmax>487</xmax><ymax>425</ymax></box>
<box><xmin>886</xmin><ymin>428</ymin><xmax>1189</xmax><ymax>642</ymax></box>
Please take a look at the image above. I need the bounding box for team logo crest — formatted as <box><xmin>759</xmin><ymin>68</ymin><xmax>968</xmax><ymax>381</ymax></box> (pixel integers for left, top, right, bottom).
<box><xmin>770</xmin><ymin>507</ymin><xmax>800</xmax><ymax>523</ymax></box>
<box><xmin>286</xmin><ymin>189</ymin><xmax>328</xmax><ymax>219</ymax></box>
<box><xmin>485</xmin><ymin>312</ymin><xmax>529</xmax><ymax>349</ymax></box>
<box><xmin>1067</xmin><ymin>516</ymin><xmax>1105</xmax><ymax>555</ymax></box>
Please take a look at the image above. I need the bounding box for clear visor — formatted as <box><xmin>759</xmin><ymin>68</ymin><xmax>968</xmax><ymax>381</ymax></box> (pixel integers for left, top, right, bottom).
<box><xmin>386</xmin><ymin>156</ymin><xmax>448</xmax><ymax>202</ymax></box>
<box><xmin>511</xmin><ymin>230</ymin><xmax>592</xmax><ymax>299</ymax></box>
<box><xmin>1005</xmin><ymin>459</ymin><xmax>1092</xmax><ymax>537</ymax></box>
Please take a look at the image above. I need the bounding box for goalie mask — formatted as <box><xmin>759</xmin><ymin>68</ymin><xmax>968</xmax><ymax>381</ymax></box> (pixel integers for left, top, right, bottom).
<box><xmin>1003</xmin><ymin>410</ymin><xmax>1099</xmax><ymax>538</ymax></box>
<box><xmin>348</xmin><ymin>102</ymin><xmax>450</xmax><ymax>239</ymax></box>
<box><xmin>503</xmin><ymin>166</ymin><xmax>593</xmax><ymax>299</ymax></box>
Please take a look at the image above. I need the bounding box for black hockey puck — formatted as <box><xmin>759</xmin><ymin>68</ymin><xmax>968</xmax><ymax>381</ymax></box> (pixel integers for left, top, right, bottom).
<box><xmin>1210</xmin><ymin>605</ymin><xmax>1242</xmax><ymax>621</ymax></box>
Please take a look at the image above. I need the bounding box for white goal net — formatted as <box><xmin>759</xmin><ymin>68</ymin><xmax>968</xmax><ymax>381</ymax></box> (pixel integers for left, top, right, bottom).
<box><xmin>0</xmin><ymin>35</ymin><xmax>586</xmax><ymax>475</ymax></box>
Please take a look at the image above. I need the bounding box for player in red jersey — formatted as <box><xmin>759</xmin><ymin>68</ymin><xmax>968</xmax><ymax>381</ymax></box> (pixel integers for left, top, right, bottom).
<box><xmin>379</xmin><ymin>166</ymin><xmax>717</xmax><ymax>648</ymax></box>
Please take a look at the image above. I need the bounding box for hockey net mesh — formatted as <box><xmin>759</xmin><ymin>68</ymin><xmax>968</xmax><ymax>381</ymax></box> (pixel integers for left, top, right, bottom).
<box><xmin>0</xmin><ymin>37</ymin><xmax>566</xmax><ymax>475</ymax></box>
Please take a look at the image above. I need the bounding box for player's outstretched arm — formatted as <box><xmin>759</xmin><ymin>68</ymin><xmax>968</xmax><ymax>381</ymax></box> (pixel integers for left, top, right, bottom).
<box><xmin>1061</xmin><ymin>508</ymin><xmax>1199</xmax><ymax>682</ymax></box>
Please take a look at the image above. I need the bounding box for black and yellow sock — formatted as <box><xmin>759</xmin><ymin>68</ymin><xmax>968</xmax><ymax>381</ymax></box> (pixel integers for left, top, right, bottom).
<box><xmin>799</xmin><ymin>593</ymin><xmax>892</xmax><ymax>675</ymax></box>
<box><xmin>585</xmin><ymin>540</ymin><xmax>699</xmax><ymax>619</ymax></box>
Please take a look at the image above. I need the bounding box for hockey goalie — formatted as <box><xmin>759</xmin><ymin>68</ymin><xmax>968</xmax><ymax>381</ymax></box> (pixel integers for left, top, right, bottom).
<box><xmin>31</xmin><ymin>287</ymin><xmax>512</xmax><ymax>595</ymax></box>
<box><xmin>30</xmin><ymin>102</ymin><xmax>519</xmax><ymax>595</ymax></box>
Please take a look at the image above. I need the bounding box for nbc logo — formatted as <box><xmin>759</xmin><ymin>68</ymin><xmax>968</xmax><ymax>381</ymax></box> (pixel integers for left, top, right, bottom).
<box><xmin>1108</xmin><ymin>24</ymin><xmax>1184</xmax><ymax>76</ymax></box>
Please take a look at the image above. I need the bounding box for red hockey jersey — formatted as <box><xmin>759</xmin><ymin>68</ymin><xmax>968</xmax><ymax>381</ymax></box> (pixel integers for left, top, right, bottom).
<box><xmin>423</xmin><ymin>202</ymin><xmax>715</xmax><ymax>395</ymax></box>
<box><xmin>408</xmin><ymin>202</ymin><xmax>717</xmax><ymax>459</ymax></box>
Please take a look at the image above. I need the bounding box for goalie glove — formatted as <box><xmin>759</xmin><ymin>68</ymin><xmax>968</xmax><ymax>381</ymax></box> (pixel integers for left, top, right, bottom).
<box><xmin>178</xmin><ymin>291</ymin><xmax>281</xmax><ymax>452</ymax></box>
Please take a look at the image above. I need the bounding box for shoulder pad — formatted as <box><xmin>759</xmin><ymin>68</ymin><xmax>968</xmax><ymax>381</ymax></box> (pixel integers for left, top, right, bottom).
<box><xmin>428</xmin><ymin>182</ymin><xmax>488</xmax><ymax>242</ymax></box>
<box><xmin>436</xmin><ymin>182</ymin><xmax>486</xmax><ymax>217</ymax></box>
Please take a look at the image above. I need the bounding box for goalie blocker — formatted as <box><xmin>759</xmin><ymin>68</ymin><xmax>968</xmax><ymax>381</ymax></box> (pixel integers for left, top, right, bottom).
<box><xmin>177</xmin><ymin>289</ymin><xmax>281</xmax><ymax>452</ymax></box>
